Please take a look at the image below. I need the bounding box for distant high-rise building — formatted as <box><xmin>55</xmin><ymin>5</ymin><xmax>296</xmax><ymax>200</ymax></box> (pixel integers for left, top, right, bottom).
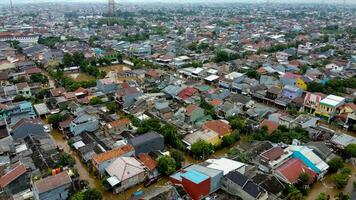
<box><xmin>10</xmin><ymin>0</ymin><xmax>14</xmax><ymax>15</ymax></box>
<box><xmin>108</xmin><ymin>0</ymin><xmax>115</xmax><ymax>16</ymax></box>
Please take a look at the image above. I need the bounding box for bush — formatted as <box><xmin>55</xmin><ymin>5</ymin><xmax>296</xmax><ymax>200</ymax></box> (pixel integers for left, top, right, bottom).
<box><xmin>332</xmin><ymin>168</ymin><xmax>351</xmax><ymax>189</ymax></box>
<box><xmin>89</xmin><ymin>97</ymin><xmax>103</xmax><ymax>105</ymax></box>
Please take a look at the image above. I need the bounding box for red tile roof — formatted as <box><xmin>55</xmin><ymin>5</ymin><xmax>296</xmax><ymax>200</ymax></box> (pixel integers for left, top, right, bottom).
<box><xmin>92</xmin><ymin>144</ymin><xmax>134</xmax><ymax>165</ymax></box>
<box><xmin>138</xmin><ymin>153</ymin><xmax>157</xmax><ymax>171</ymax></box>
<box><xmin>203</xmin><ymin>120</ymin><xmax>232</xmax><ymax>137</ymax></box>
<box><xmin>107</xmin><ymin>118</ymin><xmax>131</xmax><ymax>129</ymax></box>
<box><xmin>178</xmin><ymin>87</ymin><xmax>198</xmax><ymax>101</ymax></box>
<box><xmin>0</xmin><ymin>163</ymin><xmax>26</xmax><ymax>188</ymax></box>
<box><xmin>210</xmin><ymin>99</ymin><xmax>222</xmax><ymax>106</ymax></box>
<box><xmin>276</xmin><ymin>158</ymin><xmax>316</xmax><ymax>184</ymax></box>
<box><xmin>24</xmin><ymin>67</ymin><xmax>41</xmax><ymax>74</ymax></box>
<box><xmin>260</xmin><ymin>147</ymin><xmax>284</xmax><ymax>162</ymax></box>
<box><xmin>260</xmin><ymin>119</ymin><xmax>279</xmax><ymax>134</ymax></box>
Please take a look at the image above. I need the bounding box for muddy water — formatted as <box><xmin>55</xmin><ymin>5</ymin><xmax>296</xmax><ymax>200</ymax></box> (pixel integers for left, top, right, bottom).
<box><xmin>306</xmin><ymin>163</ymin><xmax>355</xmax><ymax>200</ymax></box>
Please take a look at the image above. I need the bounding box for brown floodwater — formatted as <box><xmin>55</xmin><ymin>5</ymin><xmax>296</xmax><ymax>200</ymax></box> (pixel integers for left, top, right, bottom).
<box><xmin>306</xmin><ymin>163</ymin><xmax>355</xmax><ymax>200</ymax></box>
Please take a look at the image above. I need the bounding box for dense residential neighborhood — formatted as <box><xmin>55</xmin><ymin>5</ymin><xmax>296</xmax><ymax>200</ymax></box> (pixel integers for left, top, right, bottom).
<box><xmin>0</xmin><ymin>1</ymin><xmax>355</xmax><ymax>200</ymax></box>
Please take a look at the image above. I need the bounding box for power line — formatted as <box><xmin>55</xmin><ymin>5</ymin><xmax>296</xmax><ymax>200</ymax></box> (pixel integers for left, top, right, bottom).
<box><xmin>10</xmin><ymin>0</ymin><xmax>14</xmax><ymax>16</ymax></box>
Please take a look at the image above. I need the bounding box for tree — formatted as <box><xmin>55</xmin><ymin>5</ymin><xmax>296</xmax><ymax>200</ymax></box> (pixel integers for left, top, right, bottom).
<box><xmin>89</xmin><ymin>97</ymin><xmax>103</xmax><ymax>105</ymax></box>
<box><xmin>327</xmin><ymin>156</ymin><xmax>344</xmax><ymax>173</ymax></box>
<box><xmin>30</xmin><ymin>73</ymin><xmax>48</xmax><ymax>84</ymax></box>
<box><xmin>69</xmin><ymin>192</ymin><xmax>84</xmax><ymax>200</ymax></box>
<box><xmin>83</xmin><ymin>189</ymin><xmax>103</xmax><ymax>200</ymax></box>
<box><xmin>136</xmin><ymin>119</ymin><xmax>161</xmax><ymax>135</ymax></box>
<box><xmin>345</xmin><ymin>144</ymin><xmax>356</xmax><ymax>158</ymax></box>
<box><xmin>160</xmin><ymin>124</ymin><xmax>183</xmax><ymax>149</ymax></box>
<box><xmin>228</xmin><ymin>116</ymin><xmax>246</xmax><ymax>131</ymax></box>
<box><xmin>331</xmin><ymin>168</ymin><xmax>351</xmax><ymax>189</ymax></box>
<box><xmin>13</xmin><ymin>95</ymin><xmax>26</xmax><ymax>102</ymax></box>
<box><xmin>191</xmin><ymin>140</ymin><xmax>214</xmax><ymax>160</ymax></box>
<box><xmin>295</xmin><ymin>172</ymin><xmax>309</xmax><ymax>195</ymax></box>
<box><xmin>157</xmin><ymin>155</ymin><xmax>176</xmax><ymax>176</ymax></box>
<box><xmin>170</xmin><ymin>149</ymin><xmax>184</xmax><ymax>169</ymax></box>
<box><xmin>48</xmin><ymin>113</ymin><xmax>69</xmax><ymax>129</ymax></box>
<box><xmin>316</xmin><ymin>192</ymin><xmax>329</xmax><ymax>200</ymax></box>
<box><xmin>286</xmin><ymin>186</ymin><xmax>303</xmax><ymax>200</ymax></box>
<box><xmin>335</xmin><ymin>192</ymin><xmax>350</xmax><ymax>200</ymax></box>
<box><xmin>106</xmin><ymin>102</ymin><xmax>119</xmax><ymax>113</ymax></box>
<box><xmin>245</xmin><ymin>69</ymin><xmax>261</xmax><ymax>79</ymax></box>
<box><xmin>54</xmin><ymin>153</ymin><xmax>76</xmax><ymax>168</ymax></box>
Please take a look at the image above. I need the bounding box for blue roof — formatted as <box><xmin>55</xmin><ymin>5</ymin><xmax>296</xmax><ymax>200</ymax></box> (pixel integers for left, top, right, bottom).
<box><xmin>19</xmin><ymin>101</ymin><xmax>33</xmax><ymax>109</ymax></box>
<box><xmin>181</xmin><ymin>170</ymin><xmax>209</xmax><ymax>184</ymax></box>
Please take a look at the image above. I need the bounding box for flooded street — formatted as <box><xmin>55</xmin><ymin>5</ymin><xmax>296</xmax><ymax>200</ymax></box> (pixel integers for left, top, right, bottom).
<box><xmin>306</xmin><ymin>163</ymin><xmax>355</xmax><ymax>199</ymax></box>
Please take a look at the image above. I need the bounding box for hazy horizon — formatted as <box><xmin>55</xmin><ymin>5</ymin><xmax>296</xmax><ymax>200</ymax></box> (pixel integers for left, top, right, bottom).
<box><xmin>1</xmin><ymin>0</ymin><xmax>356</xmax><ymax>5</ymax></box>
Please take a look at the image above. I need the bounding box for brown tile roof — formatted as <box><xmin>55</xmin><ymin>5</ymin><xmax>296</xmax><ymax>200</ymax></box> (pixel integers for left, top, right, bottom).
<box><xmin>34</xmin><ymin>171</ymin><xmax>71</xmax><ymax>194</ymax></box>
<box><xmin>138</xmin><ymin>153</ymin><xmax>157</xmax><ymax>171</ymax></box>
<box><xmin>107</xmin><ymin>118</ymin><xmax>131</xmax><ymax>129</ymax></box>
<box><xmin>16</xmin><ymin>82</ymin><xmax>29</xmax><ymax>90</ymax></box>
<box><xmin>260</xmin><ymin>119</ymin><xmax>279</xmax><ymax>134</ymax></box>
<box><xmin>92</xmin><ymin>144</ymin><xmax>134</xmax><ymax>165</ymax></box>
<box><xmin>203</xmin><ymin>120</ymin><xmax>232</xmax><ymax>137</ymax></box>
<box><xmin>11</xmin><ymin>118</ymin><xmax>43</xmax><ymax>130</ymax></box>
<box><xmin>50</xmin><ymin>87</ymin><xmax>65</xmax><ymax>97</ymax></box>
<box><xmin>260</xmin><ymin>147</ymin><xmax>284</xmax><ymax>162</ymax></box>
<box><xmin>0</xmin><ymin>163</ymin><xmax>26</xmax><ymax>188</ymax></box>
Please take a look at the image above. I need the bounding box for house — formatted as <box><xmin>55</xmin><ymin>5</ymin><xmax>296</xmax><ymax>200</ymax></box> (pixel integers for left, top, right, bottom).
<box><xmin>96</xmin><ymin>78</ymin><xmax>118</xmax><ymax>94</ymax></box>
<box><xmin>331</xmin><ymin>134</ymin><xmax>356</xmax><ymax>149</ymax></box>
<box><xmin>105</xmin><ymin>157</ymin><xmax>146</xmax><ymax>193</ymax></box>
<box><xmin>115</xmin><ymin>87</ymin><xmax>142</xmax><ymax>108</ymax></box>
<box><xmin>32</xmin><ymin>171</ymin><xmax>72</xmax><ymax>200</ymax></box>
<box><xmin>266</xmin><ymin>86</ymin><xmax>281</xmax><ymax>100</ymax></box>
<box><xmin>222</xmin><ymin>171</ymin><xmax>268</xmax><ymax>200</ymax></box>
<box><xmin>0</xmin><ymin>101</ymin><xmax>36</xmax><ymax>122</ymax></box>
<box><xmin>183</xmin><ymin>129</ymin><xmax>220</xmax><ymax>147</ymax></box>
<box><xmin>177</xmin><ymin>87</ymin><xmax>198</xmax><ymax>102</ymax></box>
<box><xmin>204</xmin><ymin>158</ymin><xmax>246</xmax><ymax>175</ymax></box>
<box><xmin>16</xmin><ymin>82</ymin><xmax>32</xmax><ymax>98</ymax></box>
<box><xmin>185</xmin><ymin>104</ymin><xmax>206</xmax><ymax>125</ymax></box>
<box><xmin>303</xmin><ymin>92</ymin><xmax>325</xmax><ymax>113</ymax></box>
<box><xmin>69</xmin><ymin>113</ymin><xmax>99</xmax><ymax>136</ymax></box>
<box><xmin>202</xmin><ymin>120</ymin><xmax>232</xmax><ymax>138</ymax></box>
<box><xmin>104</xmin><ymin>118</ymin><xmax>131</xmax><ymax>135</ymax></box>
<box><xmin>291</xmin><ymin>114</ymin><xmax>319</xmax><ymax>128</ymax></box>
<box><xmin>325</xmin><ymin>62</ymin><xmax>343</xmax><ymax>72</ymax></box>
<box><xmin>50</xmin><ymin>87</ymin><xmax>65</xmax><ymax>97</ymax></box>
<box><xmin>251</xmin><ymin>174</ymin><xmax>285</xmax><ymax>197</ymax></box>
<box><xmin>287</xmin><ymin>145</ymin><xmax>329</xmax><ymax>177</ymax></box>
<box><xmin>0</xmin><ymin>163</ymin><xmax>30</xmax><ymax>197</ymax></box>
<box><xmin>92</xmin><ymin>144</ymin><xmax>135</xmax><ymax>175</ymax></box>
<box><xmin>315</xmin><ymin>95</ymin><xmax>345</xmax><ymax>122</ymax></box>
<box><xmin>128</xmin><ymin>131</ymin><xmax>164</xmax><ymax>156</ymax></box>
<box><xmin>170</xmin><ymin>169</ymin><xmax>211</xmax><ymax>200</ymax></box>
<box><xmin>306</xmin><ymin>142</ymin><xmax>336</xmax><ymax>162</ymax></box>
<box><xmin>275</xmin><ymin>158</ymin><xmax>316</xmax><ymax>184</ymax></box>
<box><xmin>10</xmin><ymin>118</ymin><xmax>46</xmax><ymax>139</ymax></box>
<box><xmin>138</xmin><ymin>153</ymin><xmax>158</xmax><ymax>178</ymax></box>
<box><xmin>281</xmin><ymin>85</ymin><xmax>303</xmax><ymax>99</ymax></box>
<box><xmin>258</xmin><ymin>146</ymin><xmax>292</xmax><ymax>173</ymax></box>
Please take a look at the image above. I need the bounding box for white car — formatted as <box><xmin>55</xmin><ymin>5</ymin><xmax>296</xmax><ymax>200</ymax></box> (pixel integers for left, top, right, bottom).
<box><xmin>44</xmin><ymin>125</ymin><xmax>51</xmax><ymax>133</ymax></box>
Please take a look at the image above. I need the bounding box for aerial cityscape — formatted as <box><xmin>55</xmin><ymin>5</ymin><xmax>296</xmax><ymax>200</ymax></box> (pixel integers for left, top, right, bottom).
<box><xmin>0</xmin><ymin>0</ymin><xmax>355</xmax><ymax>200</ymax></box>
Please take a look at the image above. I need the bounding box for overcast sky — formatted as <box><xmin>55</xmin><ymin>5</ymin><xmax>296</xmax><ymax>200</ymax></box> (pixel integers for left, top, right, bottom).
<box><xmin>2</xmin><ymin>0</ymin><xmax>354</xmax><ymax>5</ymax></box>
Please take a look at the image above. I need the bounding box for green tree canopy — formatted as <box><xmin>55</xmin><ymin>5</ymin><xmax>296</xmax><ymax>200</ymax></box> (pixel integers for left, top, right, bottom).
<box><xmin>191</xmin><ymin>140</ymin><xmax>214</xmax><ymax>160</ymax></box>
<box><xmin>327</xmin><ymin>156</ymin><xmax>344</xmax><ymax>173</ymax></box>
<box><xmin>170</xmin><ymin>149</ymin><xmax>184</xmax><ymax>169</ymax></box>
<box><xmin>157</xmin><ymin>155</ymin><xmax>176</xmax><ymax>176</ymax></box>
<box><xmin>345</xmin><ymin>144</ymin><xmax>356</xmax><ymax>158</ymax></box>
<box><xmin>316</xmin><ymin>192</ymin><xmax>328</xmax><ymax>200</ymax></box>
<box><xmin>89</xmin><ymin>97</ymin><xmax>103</xmax><ymax>105</ymax></box>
